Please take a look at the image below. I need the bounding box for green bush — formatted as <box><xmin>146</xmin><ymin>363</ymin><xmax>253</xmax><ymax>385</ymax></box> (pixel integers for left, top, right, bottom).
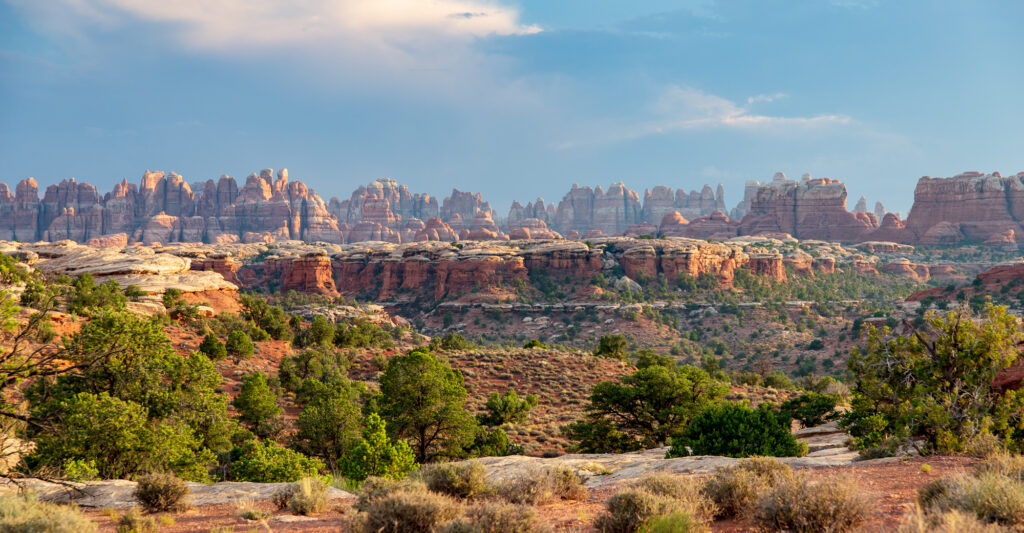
<box><xmin>567</xmin><ymin>365</ymin><xmax>729</xmax><ymax>453</ymax></box>
<box><xmin>701</xmin><ymin>457</ymin><xmax>793</xmax><ymax>518</ymax></box>
<box><xmin>0</xmin><ymin>493</ymin><xmax>98</xmax><ymax>532</ymax></box>
<box><xmin>198</xmin><ymin>333</ymin><xmax>227</xmax><ymax>361</ymax></box>
<box><xmin>295</xmin><ymin>379</ymin><xmax>363</xmax><ymax>470</ymax></box>
<box><xmin>479</xmin><ymin>390</ymin><xmax>538</xmax><ymax>426</ymax></box>
<box><xmin>779</xmin><ymin>392</ymin><xmax>839</xmax><ymax>427</ymax></box>
<box><xmin>594</xmin><ymin>334</ymin><xmax>629</xmax><ymax>360</ymax></box>
<box><xmin>668</xmin><ymin>402</ymin><xmax>805</xmax><ymax>458</ymax></box>
<box><xmin>63</xmin><ymin>458</ymin><xmax>99</xmax><ymax>481</ymax></box>
<box><xmin>134</xmin><ymin>472</ymin><xmax>190</xmax><ymax>512</ymax></box>
<box><xmin>637</xmin><ymin>512</ymin><xmax>704</xmax><ymax>533</ymax></box>
<box><xmin>523</xmin><ymin>339</ymin><xmax>549</xmax><ymax>349</ymax></box>
<box><xmin>419</xmin><ymin>461</ymin><xmax>491</xmax><ymax>499</ymax></box>
<box><xmin>232</xmin><ymin>372</ymin><xmax>282</xmax><ymax>438</ymax></box>
<box><xmin>428</xmin><ymin>332</ymin><xmax>474</xmax><ymax>351</ymax></box>
<box><xmin>275</xmin><ymin>477</ymin><xmax>329</xmax><ymax>515</ymax></box>
<box><xmin>341</xmin><ymin>413</ymin><xmax>418</xmax><ymax>481</ymax></box>
<box><xmin>752</xmin><ymin>474</ymin><xmax>870</xmax><ymax>533</ymax></box>
<box><xmin>354</xmin><ymin>486</ymin><xmax>462</xmax><ymax>533</ymax></box>
<box><xmin>225</xmin><ymin>330</ymin><xmax>255</xmax><ymax>362</ymax></box>
<box><xmin>228</xmin><ymin>439</ymin><xmax>325</xmax><ymax>482</ymax></box>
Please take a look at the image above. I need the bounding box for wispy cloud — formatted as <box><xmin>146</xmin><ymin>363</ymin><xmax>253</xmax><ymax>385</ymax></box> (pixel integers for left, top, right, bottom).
<box><xmin>7</xmin><ymin>0</ymin><xmax>540</xmax><ymax>59</ymax></box>
<box><xmin>555</xmin><ymin>86</ymin><xmax>852</xmax><ymax>149</ymax></box>
<box><xmin>746</xmin><ymin>92</ymin><xmax>786</xmax><ymax>104</ymax></box>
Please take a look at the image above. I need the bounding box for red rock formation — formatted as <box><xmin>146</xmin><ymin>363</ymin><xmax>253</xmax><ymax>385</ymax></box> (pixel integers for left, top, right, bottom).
<box><xmin>508</xmin><ymin>218</ymin><xmax>561</xmax><ymax>240</ymax></box>
<box><xmin>190</xmin><ymin>253</ymin><xmax>241</xmax><ymax>285</ymax></box>
<box><xmin>554</xmin><ymin>183</ymin><xmax>642</xmax><ymax>236</ymax></box>
<box><xmin>898</xmin><ymin>172</ymin><xmax>1024</xmax><ymax>247</ymax></box>
<box><xmin>737</xmin><ymin>173</ymin><xmax>878</xmax><ymax>242</ymax></box>
<box><xmin>685</xmin><ymin>210</ymin><xmax>739</xmax><ymax>240</ymax></box>
<box><xmin>0</xmin><ymin>168</ymin><xmax>344</xmax><ymax>245</ymax></box>
<box><xmin>415</xmin><ymin>218</ymin><xmax>459</xmax><ymax>242</ymax></box>
<box><xmin>658</xmin><ymin>212</ymin><xmax>689</xmax><ymax>237</ymax></box>
<box><xmin>623</xmin><ymin>222</ymin><xmax>658</xmax><ymax>237</ymax></box>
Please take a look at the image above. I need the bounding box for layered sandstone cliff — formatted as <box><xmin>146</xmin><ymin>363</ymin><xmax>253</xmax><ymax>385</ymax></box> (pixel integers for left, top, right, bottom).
<box><xmin>898</xmin><ymin>172</ymin><xmax>1024</xmax><ymax>247</ymax></box>
<box><xmin>0</xmin><ymin>169</ymin><xmax>343</xmax><ymax>245</ymax></box>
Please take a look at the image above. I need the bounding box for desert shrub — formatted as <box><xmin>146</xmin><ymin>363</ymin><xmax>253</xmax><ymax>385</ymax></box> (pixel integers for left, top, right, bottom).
<box><xmin>896</xmin><ymin>508</ymin><xmax>1010</xmax><ymax>533</ymax></box>
<box><xmin>523</xmin><ymin>339</ymin><xmax>549</xmax><ymax>349</ymax></box>
<box><xmin>668</xmin><ymin>402</ymin><xmax>805</xmax><ymax>458</ymax></box>
<box><xmin>235</xmin><ymin>497</ymin><xmax>271</xmax><ymax>521</ymax></box>
<box><xmin>440</xmin><ymin>502</ymin><xmax>548</xmax><ymax>533</ymax></box>
<box><xmin>637</xmin><ymin>512</ymin><xmax>705</xmax><ymax>533</ymax></box>
<box><xmin>973</xmin><ymin>453</ymin><xmax>1024</xmax><ymax>481</ymax></box>
<box><xmin>752</xmin><ymin>474</ymin><xmax>870</xmax><ymax>533</ymax></box>
<box><xmin>63</xmin><ymin>458</ymin><xmax>99</xmax><ymax>481</ymax></box>
<box><xmin>419</xmin><ymin>461</ymin><xmax>491</xmax><ymax>499</ymax></box>
<box><xmin>134</xmin><ymin>472</ymin><xmax>190</xmax><ymax>512</ymax></box>
<box><xmin>498</xmin><ymin>466</ymin><xmax>588</xmax><ymax>505</ymax></box>
<box><xmin>341</xmin><ymin>413</ymin><xmax>418</xmax><ymax>481</ymax></box>
<box><xmin>198</xmin><ymin>333</ymin><xmax>227</xmax><ymax>361</ymax></box>
<box><xmin>701</xmin><ymin>457</ymin><xmax>793</xmax><ymax>518</ymax></box>
<box><xmin>354</xmin><ymin>487</ymin><xmax>462</xmax><ymax>533</ymax></box>
<box><xmin>594</xmin><ymin>490</ymin><xmax>695</xmax><ymax>533</ymax></box>
<box><xmin>479</xmin><ymin>390</ymin><xmax>538</xmax><ymax>426</ymax></box>
<box><xmin>275</xmin><ymin>477</ymin><xmax>329</xmax><ymax>515</ymax></box>
<box><xmin>232</xmin><ymin>372</ymin><xmax>282</xmax><ymax>438</ymax></box>
<box><xmin>228</xmin><ymin>439</ymin><xmax>325</xmax><ymax>482</ymax></box>
<box><xmin>335</xmin><ymin>317</ymin><xmax>395</xmax><ymax>349</ymax></box>
<box><xmin>779</xmin><ymin>392</ymin><xmax>839</xmax><ymax>427</ymax></box>
<box><xmin>279</xmin><ymin>346</ymin><xmax>355</xmax><ymax>395</ymax></box>
<box><xmin>844</xmin><ymin>304</ymin><xmax>1024</xmax><ymax>454</ymax></box>
<box><xmin>632</xmin><ymin>474</ymin><xmax>714</xmax><ymax>520</ymax></box>
<box><xmin>918</xmin><ymin>472</ymin><xmax>1024</xmax><ymax>526</ymax></box>
<box><xmin>116</xmin><ymin>507</ymin><xmax>158</xmax><ymax>533</ymax></box>
<box><xmin>239</xmin><ymin>294</ymin><xmax>292</xmax><ymax>341</ymax></box>
<box><xmin>225</xmin><ymin>330</ymin><xmax>255</xmax><ymax>362</ymax></box>
<box><xmin>354</xmin><ymin>476</ymin><xmax>428</xmax><ymax>511</ymax></box>
<box><xmin>0</xmin><ymin>492</ymin><xmax>98</xmax><ymax>532</ymax></box>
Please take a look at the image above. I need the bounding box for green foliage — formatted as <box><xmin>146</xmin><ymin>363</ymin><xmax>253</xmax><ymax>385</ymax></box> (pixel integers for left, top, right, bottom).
<box><xmin>62</xmin><ymin>458</ymin><xmax>99</xmax><ymax>481</ymax></box>
<box><xmin>336</xmin><ymin>317</ymin><xmax>395</xmax><ymax>349</ymax></box>
<box><xmin>752</xmin><ymin>474</ymin><xmax>871</xmax><ymax>533</ymax></box>
<box><xmin>341</xmin><ymin>413</ymin><xmax>418</xmax><ymax>481</ymax></box>
<box><xmin>30</xmin><ymin>392</ymin><xmax>215</xmax><ymax>481</ymax></box>
<box><xmin>419</xmin><ymin>461</ymin><xmax>491</xmax><ymax>499</ymax></box>
<box><xmin>377</xmin><ymin>348</ymin><xmax>478</xmax><ymax>463</ymax></box>
<box><xmin>779</xmin><ymin>392</ymin><xmax>840</xmax><ymax>427</ymax></box>
<box><xmin>0</xmin><ymin>492</ymin><xmax>98</xmax><ymax>532</ymax></box>
<box><xmin>479</xmin><ymin>390</ymin><xmax>538</xmax><ymax>426</ymax></box>
<box><xmin>198</xmin><ymin>332</ymin><xmax>227</xmax><ymax>361</ymax></box>
<box><xmin>228</xmin><ymin>439</ymin><xmax>325</xmax><ymax>482</ymax></box>
<box><xmin>468</xmin><ymin>426</ymin><xmax>523</xmax><ymax>458</ymax></box>
<box><xmin>844</xmin><ymin>304</ymin><xmax>1024</xmax><ymax>454</ymax></box>
<box><xmin>295</xmin><ymin>377</ymin><xmax>363</xmax><ymax>469</ymax></box>
<box><xmin>429</xmin><ymin>332</ymin><xmax>475</xmax><ymax>351</ymax></box>
<box><xmin>68</xmin><ymin>274</ymin><xmax>127</xmax><ymax>315</ymax></box>
<box><xmin>232</xmin><ymin>372</ymin><xmax>282</xmax><ymax>438</ymax></box>
<box><xmin>634</xmin><ymin>349</ymin><xmax>676</xmax><ymax>370</ymax></box>
<box><xmin>239</xmin><ymin>294</ymin><xmax>293</xmax><ymax>341</ymax></box>
<box><xmin>293</xmin><ymin>315</ymin><xmax>336</xmax><ymax>348</ymax></box>
<box><xmin>0</xmin><ymin>253</ymin><xmax>29</xmax><ymax>284</ymax></box>
<box><xmin>134</xmin><ymin>472</ymin><xmax>190</xmax><ymax>512</ymax></box>
<box><xmin>566</xmin><ymin>365</ymin><xmax>729</xmax><ymax>452</ymax></box>
<box><xmin>594</xmin><ymin>334</ymin><xmax>629</xmax><ymax>360</ymax></box>
<box><xmin>595</xmin><ymin>486</ymin><xmax>713</xmax><ymax>533</ymax></box>
<box><xmin>278</xmin><ymin>346</ymin><xmax>354</xmax><ymax>396</ymax></box>
<box><xmin>26</xmin><ymin>311</ymin><xmax>230</xmax><ymax>480</ymax></box>
<box><xmin>917</xmin><ymin>457</ymin><xmax>1024</xmax><ymax>528</ymax></box>
<box><xmin>668</xmin><ymin>402</ymin><xmax>806</xmax><ymax>458</ymax></box>
<box><xmin>225</xmin><ymin>330</ymin><xmax>255</xmax><ymax>362</ymax></box>
<box><xmin>522</xmin><ymin>339</ymin><xmax>548</xmax><ymax>349</ymax></box>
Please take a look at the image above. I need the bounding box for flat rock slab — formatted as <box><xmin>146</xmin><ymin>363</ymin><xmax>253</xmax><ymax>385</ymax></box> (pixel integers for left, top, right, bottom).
<box><xmin>472</xmin><ymin>446</ymin><xmax>859</xmax><ymax>490</ymax></box>
<box><xmin>0</xmin><ymin>478</ymin><xmax>353</xmax><ymax>509</ymax></box>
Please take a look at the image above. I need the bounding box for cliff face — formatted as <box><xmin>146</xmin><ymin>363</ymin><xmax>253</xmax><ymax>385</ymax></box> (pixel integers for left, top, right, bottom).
<box><xmin>0</xmin><ymin>169</ymin><xmax>343</xmax><ymax>245</ymax></box>
<box><xmin>899</xmin><ymin>172</ymin><xmax>1024</xmax><ymax>247</ymax></box>
<box><xmin>736</xmin><ymin>173</ymin><xmax>878</xmax><ymax>242</ymax></box>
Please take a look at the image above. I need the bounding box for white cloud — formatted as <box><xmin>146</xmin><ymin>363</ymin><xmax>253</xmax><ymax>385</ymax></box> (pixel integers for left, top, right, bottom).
<box><xmin>746</xmin><ymin>92</ymin><xmax>786</xmax><ymax>104</ymax></box>
<box><xmin>8</xmin><ymin>0</ymin><xmax>539</xmax><ymax>60</ymax></box>
<box><xmin>555</xmin><ymin>86</ymin><xmax>852</xmax><ymax>149</ymax></box>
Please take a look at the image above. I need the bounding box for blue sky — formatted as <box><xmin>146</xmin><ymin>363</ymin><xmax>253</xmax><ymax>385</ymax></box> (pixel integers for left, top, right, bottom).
<box><xmin>1</xmin><ymin>1</ymin><xmax>1021</xmax><ymax>215</ymax></box>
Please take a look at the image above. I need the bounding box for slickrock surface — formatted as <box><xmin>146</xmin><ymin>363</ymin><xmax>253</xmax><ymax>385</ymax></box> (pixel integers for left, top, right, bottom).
<box><xmin>0</xmin><ymin>240</ymin><xmax>236</xmax><ymax>295</ymax></box>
